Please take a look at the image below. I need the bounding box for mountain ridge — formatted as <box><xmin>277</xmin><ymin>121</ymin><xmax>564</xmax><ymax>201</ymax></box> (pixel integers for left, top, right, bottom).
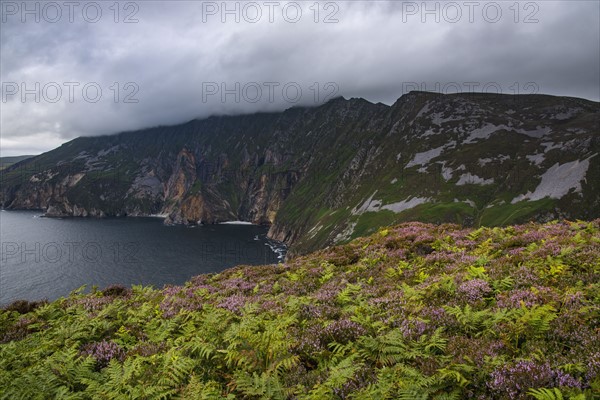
<box><xmin>1</xmin><ymin>91</ymin><xmax>599</xmax><ymax>255</ymax></box>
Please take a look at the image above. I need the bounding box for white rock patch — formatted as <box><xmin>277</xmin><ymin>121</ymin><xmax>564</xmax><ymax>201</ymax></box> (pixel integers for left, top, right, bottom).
<box><xmin>526</xmin><ymin>153</ymin><xmax>546</xmax><ymax>166</ymax></box>
<box><xmin>464</xmin><ymin>124</ymin><xmax>510</xmax><ymax>144</ymax></box>
<box><xmin>553</xmin><ymin>108</ymin><xmax>581</xmax><ymax>120</ymax></box>
<box><xmin>406</xmin><ymin>142</ymin><xmax>454</xmax><ymax>168</ymax></box>
<box><xmin>542</xmin><ymin>142</ymin><xmax>561</xmax><ymax>153</ymax></box>
<box><xmin>420</xmin><ymin>129</ymin><xmax>439</xmax><ymax>138</ymax></box>
<box><xmin>516</xmin><ymin>126</ymin><xmax>552</xmax><ymax>138</ymax></box>
<box><xmin>456</xmin><ymin>173</ymin><xmax>494</xmax><ymax>186</ymax></box>
<box><xmin>478</xmin><ymin>155</ymin><xmax>510</xmax><ymax>167</ymax></box>
<box><xmin>416</xmin><ymin>101</ymin><xmax>432</xmax><ymax>118</ymax></box>
<box><xmin>353</xmin><ymin>192</ymin><xmax>430</xmax><ymax>215</ymax></box>
<box><xmin>380</xmin><ymin>197</ymin><xmax>430</xmax><ymax>213</ymax></box>
<box><xmin>61</xmin><ymin>173</ymin><xmax>86</xmax><ymax>187</ymax></box>
<box><xmin>97</xmin><ymin>145</ymin><xmax>120</xmax><ymax>157</ymax></box>
<box><xmin>454</xmin><ymin>198</ymin><xmax>476</xmax><ymax>208</ymax></box>
<box><xmin>352</xmin><ymin>191</ymin><xmax>379</xmax><ymax>215</ymax></box>
<box><xmin>526</xmin><ymin>143</ymin><xmax>561</xmax><ymax>166</ymax></box>
<box><xmin>406</xmin><ymin>145</ymin><xmax>445</xmax><ymax>167</ymax></box>
<box><xmin>463</xmin><ymin>124</ymin><xmax>553</xmax><ymax>143</ymax></box>
<box><xmin>511</xmin><ymin>156</ymin><xmax>595</xmax><ymax>203</ymax></box>
<box><xmin>440</xmin><ymin>163</ymin><xmax>454</xmax><ymax>181</ymax></box>
<box><xmin>478</xmin><ymin>158</ymin><xmax>493</xmax><ymax>167</ymax></box>
<box><xmin>307</xmin><ymin>223</ymin><xmax>323</xmax><ymax>240</ymax></box>
<box><xmin>334</xmin><ymin>222</ymin><xmax>357</xmax><ymax>244</ymax></box>
<box><xmin>29</xmin><ymin>170</ymin><xmax>59</xmax><ymax>183</ymax></box>
<box><xmin>430</xmin><ymin>112</ymin><xmax>460</xmax><ymax>126</ymax></box>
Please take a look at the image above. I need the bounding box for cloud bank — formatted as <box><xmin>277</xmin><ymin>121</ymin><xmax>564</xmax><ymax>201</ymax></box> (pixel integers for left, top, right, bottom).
<box><xmin>1</xmin><ymin>1</ymin><xmax>598</xmax><ymax>156</ymax></box>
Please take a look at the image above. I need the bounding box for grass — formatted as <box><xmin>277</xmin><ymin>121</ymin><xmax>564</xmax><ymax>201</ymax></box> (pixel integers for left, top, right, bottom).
<box><xmin>395</xmin><ymin>202</ymin><xmax>476</xmax><ymax>225</ymax></box>
<box><xmin>352</xmin><ymin>210</ymin><xmax>397</xmax><ymax>239</ymax></box>
<box><xmin>478</xmin><ymin>198</ymin><xmax>555</xmax><ymax>227</ymax></box>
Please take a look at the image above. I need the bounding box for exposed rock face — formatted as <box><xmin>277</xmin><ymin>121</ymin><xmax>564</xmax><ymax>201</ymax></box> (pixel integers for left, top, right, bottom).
<box><xmin>1</xmin><ymin>92</ymin><xmax>599</xmax><ymax>254</ymax></box>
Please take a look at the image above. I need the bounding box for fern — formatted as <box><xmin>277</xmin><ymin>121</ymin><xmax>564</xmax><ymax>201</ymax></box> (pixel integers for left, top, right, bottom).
<box><xmin>307</xmin><ymin>354</ymin><xmax>363</xmax><ymax>398</ymax></box>
<box><xmin>493</xmin><ymin>276</ymin><xmax>514</xmax><ymax>292</ymax></box>
<box><xmin>157</xmin><ymin>350</ymin><xmax>195</xmax><ymax>389</ymax></box>
<box><xmin>504</xmin><ymin>304</ymin><xmax>557</xmax><ymax>348</ymax></box>
<box><xmin>467</xmin><ymin>227</ymin><xmax>485</xmax><ymax>241</ymax></box>
<box><xmin>466</xmin><ymin>264</ymin><xmax>488</xmax><ymax>280</ymax></box>
<box><xmin>433</xmin><ymin>390</ymin><xmax>462</xmax><ymax>400</ymax></box>
<box><xmin>528</xmin><ymin>388</ymin><xmax>564</xmax><ymax>400</ymax></box>
<box><xmin>319</xmin><ymin>262</ymin><xmax>335</xmax><ymax>284</ymax></box>
<box><xmin>557</xmin><ymin>363</ymin><xmax>586</xmax><ymax>375</ymax></box>
<box><xmin>396</xmin><ymin>388</ymin><xmax>429</xmax><ymax>400</ymax></box>
<box><xmin>385</xmin><ymin>260</ymin><xmax>410</xmax><ymax>279</ymax></box>
<box><xmin>400</xmin><ymin>283</ymin><xmax>424</xmax><ymax>304</ymax></box>
<box><xmin>415</xmin><ymin>327</ymin><xmax>447</xmax><ymax>355</ymax></box>
<box><xmin>357</xmin><ymin>330</ymin><xmax>416</xmax><ymax>367</ymax></box>
<box><xmin>233</xmin><ymin>371</ymin><xmax>287</xmax><ymax>399</ymax></box>
<box><xmin>436</xmin><ymin>362</ymin><xmax>474</xmax><ymax>387</ymax></box>
<box><xmin>337</xmin><ymin>283</ymin><xmax>362</xmax><ymax>305</ymax></box>
<box><xmin>444</xmin><ymin>304</ymin><xmax>494</xmax><ymax>336</ymax></box>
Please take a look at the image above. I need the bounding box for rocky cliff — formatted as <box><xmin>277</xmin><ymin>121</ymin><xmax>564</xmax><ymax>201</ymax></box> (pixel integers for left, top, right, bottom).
<box><xmin>1</xmin><ymin>92</ymin><xmax>599</xmax><ymax>254</ymax></box>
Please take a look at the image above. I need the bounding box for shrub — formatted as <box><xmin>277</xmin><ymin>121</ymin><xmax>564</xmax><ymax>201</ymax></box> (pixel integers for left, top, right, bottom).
<box><xmin>3</xmin><ymin>299</ymin><xmax>47</xmax><ymax>314</ymax></box>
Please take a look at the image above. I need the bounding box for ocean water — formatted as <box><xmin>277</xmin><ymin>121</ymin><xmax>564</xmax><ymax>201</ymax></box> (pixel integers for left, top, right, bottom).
<box><xmin>0</xmin><ymin>210</ymin><xmax>284</xmax><ymax>305</ymax></box>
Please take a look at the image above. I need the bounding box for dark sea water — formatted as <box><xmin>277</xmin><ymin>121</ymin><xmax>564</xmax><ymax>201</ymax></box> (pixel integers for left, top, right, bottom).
<box><xmin>0</xmin><ymin>210</ymin><xmax>284</xmax><ymax>305</ymax></box>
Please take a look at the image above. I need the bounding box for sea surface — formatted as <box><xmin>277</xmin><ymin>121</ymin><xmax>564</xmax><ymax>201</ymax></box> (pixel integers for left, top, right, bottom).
<box><xmin>0</xmin><ymin>210</ymin><xmax>285</xmax><ymax>305</ymax></box>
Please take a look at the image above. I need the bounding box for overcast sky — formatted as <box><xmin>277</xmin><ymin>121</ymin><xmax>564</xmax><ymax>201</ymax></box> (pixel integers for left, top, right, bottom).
<box><xmin>1</xmin><ymin>1</ymin><xmax>598</xmax><ymax>156</ymax></box>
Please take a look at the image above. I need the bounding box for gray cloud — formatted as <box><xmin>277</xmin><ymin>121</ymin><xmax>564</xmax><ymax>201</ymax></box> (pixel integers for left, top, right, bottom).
<box><xmin>1</xmin><ymin>0</ymin><xmax>598</xmax><ymax>156</ymax></box>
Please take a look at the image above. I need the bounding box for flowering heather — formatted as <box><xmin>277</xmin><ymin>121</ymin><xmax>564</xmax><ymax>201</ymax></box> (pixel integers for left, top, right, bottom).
<box><xmin>489</xmin><ymin>360</ymin><xmax>582</xmax><ymax>399</ymax></box>
<box><xmin>1</xmin><ymin>220</ymin><xmax>599</xmax><ymax>398</ymax></box>
<box><xmin>496</xmin><ymin>288</ymin><xmax>542</xmax><ymax>308</ymax></box>
<box><xmin>321</xmin><ymin>319</ymin><xmax>367</xmax><ymax>344</ymax></box>
<box><xmin>399</xmin><ymin>318</ymin><xmax>428</xmax><ymax>339</ymax></box>
<box><xmin>313</xmin><ymin>282</ymin><xmax>342</xmax><ymax>302</ymax></box>
<box><xmin>216</xmin><ymin>294</ymin><xmax>248</xmax><ymax>313</ymax></box>
<box><xmin>81</xmin><ymin>340</ymin><xmax>125</xmax><ymax>369</ymax></box>
<box><xmin>0</xmin><ymin>316</ymin><xmax>37</xmax><ymax>343</ymax></box>
<box><xmin>457</xmin><ymin>278</ymin><xmax>492</xmax><ymax>303</ymax></box>
<box><xmin>489</xmin><ymin>360</ymin><xmax>554</xmax><ymax>398</ymax></box>
<box><xmin>159</xmin><ymin>286</ymin><xmax>203</xmax><ymax>318</ymax></box>
<box><xmin>68</xmin><ymin>294</ymin><xmax>114</xmax><ymax>312</ymax></box>
<box><xmin>219</xmin><ymin>277</ymin><xmax>256</xmax><ymax>293</ymax></box>
<box><xmin>586</xmin><ymin>352</ymin><xmax>600</xmax><ymax>383</ymax></box>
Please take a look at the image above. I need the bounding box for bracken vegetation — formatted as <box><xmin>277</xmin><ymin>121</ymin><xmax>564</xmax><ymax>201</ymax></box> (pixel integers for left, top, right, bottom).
<box><xmin>1</xmin><ymin>220</ymin><xmax>599</xmax><ymax>399</ymax></box>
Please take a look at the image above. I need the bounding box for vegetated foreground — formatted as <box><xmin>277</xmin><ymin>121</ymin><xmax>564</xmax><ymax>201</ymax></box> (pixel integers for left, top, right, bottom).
<box><xmin>1</xmin><ymin>220</ymin><xmax>599</xmax><ymax>399</ymax></box>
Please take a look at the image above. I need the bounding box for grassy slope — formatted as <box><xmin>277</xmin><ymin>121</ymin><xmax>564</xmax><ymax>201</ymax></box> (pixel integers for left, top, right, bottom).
<box><xmin>1</xmin><ymin>220</ymin><xmax>599</xmax><ymax>399</ymax></box>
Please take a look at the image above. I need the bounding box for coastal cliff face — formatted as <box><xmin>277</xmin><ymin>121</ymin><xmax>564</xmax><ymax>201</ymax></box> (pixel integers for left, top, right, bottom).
<box><xmin>2</xmin><ymin>92</ymin><xmax>599</xmax><ymax>254</ymax></box>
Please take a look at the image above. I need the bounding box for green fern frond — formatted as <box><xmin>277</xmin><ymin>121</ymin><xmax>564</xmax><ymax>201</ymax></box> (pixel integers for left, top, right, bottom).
<box><xmin>527</xmin><ymin>387</ymin><xmax>564</xmax><ymax>400</ymax></box>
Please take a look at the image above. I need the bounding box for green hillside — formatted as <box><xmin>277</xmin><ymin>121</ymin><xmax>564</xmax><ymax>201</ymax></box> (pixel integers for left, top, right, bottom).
<box><xmin>2</xmin><ymin>219</ymin><xmax>598</xmax><ymax>399</ymax></box>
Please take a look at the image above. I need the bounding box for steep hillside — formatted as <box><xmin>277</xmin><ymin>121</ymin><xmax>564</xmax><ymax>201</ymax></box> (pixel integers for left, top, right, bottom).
<box><xmin>1</xmin><ymin>92</ymin><xmax>598</xmax><ymax>254</ymax></box>
<box><xmin>0</xmin><ymin>155</ymin><xmax>34</xmax><ymax>170</ymax></box>
<box><xmin>1</xmin><ymin>220</ymin><xmax>599</xmax><ymax>399</ymax></box>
